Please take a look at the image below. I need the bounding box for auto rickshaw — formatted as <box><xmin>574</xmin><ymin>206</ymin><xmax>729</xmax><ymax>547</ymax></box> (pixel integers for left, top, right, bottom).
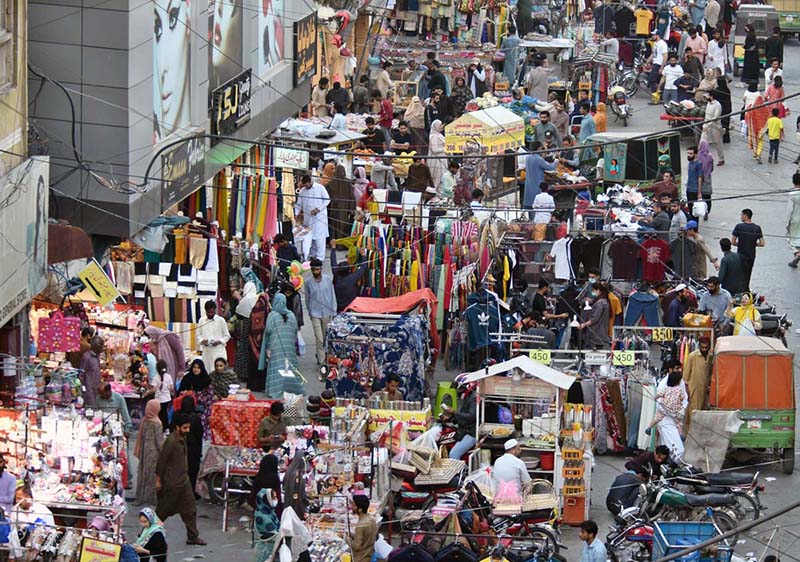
<box><xmin>708</xmin><ymin>336</ymin><xmax>796</xmax><ymax>474</ymax></box>
<box><xmin>732</xmin><ymin>5</ymin><xmax>779</xmax><ymax>77</ymax></box>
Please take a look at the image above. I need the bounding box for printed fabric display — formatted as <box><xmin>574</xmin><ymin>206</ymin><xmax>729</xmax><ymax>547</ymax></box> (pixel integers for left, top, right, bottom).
<box><xmin>209</xmin><ymin>400</ymin><xmax>273</xmax><ymax>448</ymax></box>
<box><xmin>38</xmin><ymin>311</ymin><xmax>82</xmax><ymax>353</ymax></box>
<box><xmin>325</xmin><ymin>313</ymin><xmax>429</xmax><ymax>402</ymax></box>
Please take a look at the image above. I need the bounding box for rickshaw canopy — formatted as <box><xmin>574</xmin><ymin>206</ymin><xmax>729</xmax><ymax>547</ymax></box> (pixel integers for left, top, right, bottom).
<box><xmin>709</xmin><ymin>336</ymin><xmax>795</xmax><ymax>410</ymax></box>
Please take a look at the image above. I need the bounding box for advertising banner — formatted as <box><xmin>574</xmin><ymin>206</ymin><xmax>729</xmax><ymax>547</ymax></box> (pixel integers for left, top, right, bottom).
<box><xmin>293</xmin><ymin>14</ymin><xmax>317</xmax><ymax>87</ymax></box>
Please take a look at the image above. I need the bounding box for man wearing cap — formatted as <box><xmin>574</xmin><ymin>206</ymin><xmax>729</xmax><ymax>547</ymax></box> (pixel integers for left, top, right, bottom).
<box><xmin>683</xmin><ymin>336</ymin><xmax>713</xmax><ymax>430</ymax></box>
<box><xmin>648</xmin><ymin>30</ymin><xmax>669</xmax><ymax>95</ymax></box>
<box><xmin>493</xmin><ymin>439</ymin><xmax>531</xmax><ymax>495</ymax></box>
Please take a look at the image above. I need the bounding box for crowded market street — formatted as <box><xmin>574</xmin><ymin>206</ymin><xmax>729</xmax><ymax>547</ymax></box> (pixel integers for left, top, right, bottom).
<box><xmin>6</xmin><ymin>1</ymin><xmax>800</xmax><ymax>561</ymax></box>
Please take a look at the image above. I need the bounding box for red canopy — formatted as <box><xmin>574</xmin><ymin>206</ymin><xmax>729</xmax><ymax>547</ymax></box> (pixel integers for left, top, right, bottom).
<box><xmin>345</xmin><ymin>289</ymin><xmax>440</xmax><ymax>356</ymax></box>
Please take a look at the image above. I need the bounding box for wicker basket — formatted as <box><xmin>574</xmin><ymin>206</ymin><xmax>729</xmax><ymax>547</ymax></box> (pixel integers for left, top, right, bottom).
<box><xmin>522</xmin><ymin>479</ymin><xmax>558</xmax><ymax>512</ymax></box>
<box><xmin>408</xmin><ymin>446</ymin><xmax>437</xmax><ymax>474</ymax></box>
<box><xmin>414</xmin><ymin>459</ymin><xmax>466</xmax><ymax>486</ymax></box>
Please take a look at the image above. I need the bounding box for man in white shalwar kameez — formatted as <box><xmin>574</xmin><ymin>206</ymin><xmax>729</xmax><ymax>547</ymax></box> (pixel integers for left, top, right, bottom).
<box><xmin>196</xmin><ymin>301</ymin><xmax>230</xmax><ymax>369</ymax></box>
<box><xmin>788</xmin><ymin>173</ymin><xmax>800</xmax><ymax>267</ymax></box>
<box><xmin>294</xmin><ymin>174</ymin><xmax>330</xmax><ymax>261</ymax></box>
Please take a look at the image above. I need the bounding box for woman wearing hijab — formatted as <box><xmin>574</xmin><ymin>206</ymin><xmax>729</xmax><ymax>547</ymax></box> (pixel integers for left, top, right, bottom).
<box><xmin>745</xmin><ymin>89</ymin><xmax>770</xmax><ymax>164</ymax></box>
<box><xmin>178</xmin><ymin>359</ymin><xmax>214</xmax><ymax>439</ymax></box>
<box><xmin>132</xmin><ymin>508</ymin><xmax>167</xmax><ymax>562</ymax></box>
<box><xmin>594</xmin><ymin>102</ymin><xmax>607</xmax><ymax>133</ymax></box>
<box><xmin>428</xmin><ymin>120</ymin><xmax>447</xmax><ymax>190</ymax></box>
<box><xmin>714</xmin><ymin>70</ymin><xmax>732</xmax><ymax>143</ymax></box>
<box><xmin>644</xmin><ymin>364</ymin><xmax>688</xmax><ymax>462</ymax></box>
<box><xmin>764</xmin><ymin>75</ymin><xmax>787</xmax><ymax>118</ymax></box>
<box><xmin>249</xmin><ymin>454</ymin><xmax>283</xmax><ymax>515</ymax></box>
<box><xmin>175</xmin><ymin>394</ymin><xmax>204</xmax><ymax>494</ymax></box>
<box><xmin>143</xmin><ymin>325</ymin><xmax>186</xmax><ymax>389</ymax></box>
<box><xmin>696</xmin><ymin>141</ymin><xmax>715</xmax><ymax>219</ymax></box>
<box><xmin>403</xmin><ymin>96</ymin><xmax>427</xmax><ymax>154</ymax></box>
<box><xmin>234</xmin><ymin>282</ymin><xmax>257</xmax><ymax>384</ymax></box>
<box><xmin>727</xmin><ymin>293</ymin><xmax>762</xmax><ymax>335</ymax></box>
<box><xmin>259</xmin><ymin>293</ymin><xmax>303</xmax><ymax>399</ymax></box>
<box><xmin>451</xmin><ymin>76</ymin><xmax>472</xmax><ymax>118</ymax></box>
<box><xmin>134</xmin><ymin>399</ymin><xmax>163</xmax><ymax>506</ymax></box>
<box><xmin>742</xmin><ymin>24</ymin><xmax>760</xmax><ymax>85</ymax></box>
<box><xmin>696</xmin><ymin>68</ymin><xmax>717</xmax><ymax>102</ymax></box>
<box><xmin>353</xmin><ymin>166</ymin><xmax>368</xmax><ymax>201</ymax></box>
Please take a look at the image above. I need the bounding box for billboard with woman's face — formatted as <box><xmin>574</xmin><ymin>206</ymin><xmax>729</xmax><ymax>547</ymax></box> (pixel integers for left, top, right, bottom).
<box><xmin>258</xmin><ymin>0</ymin><xmax>284</xmax><ymax>76</ymax></box>
<box><xmin>208</xmin><ymin>0</ymin><xmax>243</xmax><ymax>93</ymax></box>
<box><xmin>153</xmin><ymin>0</ymin><xmax>192</xmax><ymax>144</ymax></box>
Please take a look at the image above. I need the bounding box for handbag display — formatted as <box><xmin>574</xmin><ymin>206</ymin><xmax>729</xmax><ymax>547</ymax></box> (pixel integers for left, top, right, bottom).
<box><xmin>38</xmin><ymin>310</ymin><xmax>81</xmax><ymax>353</ymax></box>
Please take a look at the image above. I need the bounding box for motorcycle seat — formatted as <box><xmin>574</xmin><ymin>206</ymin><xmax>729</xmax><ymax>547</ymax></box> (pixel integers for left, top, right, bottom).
<box><xmin>704</xmin><ymin>472</ymin><xmax>753</xmax><ymax>487</ymax></box>
<box><xmin>684</xmin><ymin>492</ymin><xmax>735</xmax><ymax>507</ymax></box>
<box><xmin>760</xmin><ymin>319</ymin><xmax>779</xmax><ymax>331</ymax></box>
<box><xmin>515</xmin><ymin>508</ymin><xmax>552</xmax><ymax>522</ymax></box>
<box><xmin>760</xmin><ymin>313</ymin><xmax>782</xmax><ymax>322</ymax></box>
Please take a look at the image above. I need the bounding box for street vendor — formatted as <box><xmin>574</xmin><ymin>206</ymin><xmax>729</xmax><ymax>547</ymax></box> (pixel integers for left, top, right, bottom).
<box><xmin>347</xmin><ymin>494</ymin><xmax>378</xmax><ymax>562</ymax></box>
<box><xmin>375</xmin><ymin>373</ymin><xmax>404</xmax><ymax>402</ymax></box>
<box><xmin>493</xmin><ymin>439</ymin><xmax>531</xmax><ymax>495</ymax></box>
<box><xmin>258</xmin><ymin>402</ymin><xmax>287</xmax><ymax>449</ymax></box>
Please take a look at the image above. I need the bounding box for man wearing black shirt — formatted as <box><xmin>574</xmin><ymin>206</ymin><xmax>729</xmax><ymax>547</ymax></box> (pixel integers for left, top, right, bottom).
<box><xmin>427</xmin><ymin>62</ymin><xmax>447</xmax><ymax>96</ymax></box>
<box><xmin>731</xmin><ymin>208</ymin><xmax>764</xmax><ymax>290</ymax></box>
<box><xmin>624</xmin><ymin>446</ymin><xmax>671</xmax><ymax>477</ymax></box>
<box><xmin>765</xmin><ymin>26</ymin><xmax>784</xmax><ymax>65</ymax></box>
<box><xmin>531</xmin><ymin>278</ymin><xmax>551</xmax><ymax>319</ymax></box>
<box><xmin>390</xmin><ymin>121</ymin><xmax>413</xmax><ymax>152</ymax></box>
<box><xmin>273</xmin><ymin>233</ymin><xmax>301</xmax><ymax>268</ymax></box>
<box><xmin>435</xmin><ymin>89</ymin><xmax>455</xmax><ymax>125</ymax></box>
<box><xmin>325</xmin><ymin>81</ymin><xmax>350</xmax><ymax>113</ymax></box>
<box><xmin>362</xmin><ymin>117</ymin><xmax>385</xmax><ymax>153</ymax></box>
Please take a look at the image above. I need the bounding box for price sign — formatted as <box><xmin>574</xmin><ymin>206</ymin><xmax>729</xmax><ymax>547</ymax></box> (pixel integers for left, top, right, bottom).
<box><xmin>652</xmin><ymin>327</ymin><xmax>674</xmax><ymax>342</ymax></box>
<box><xmin>529</xmin><ymin>349</ymin><xmax>552</xmax><ymax>365</ymax></box>
<box><xmin>585</xmin><ymin>351</ymin><xmax>608</xmax><ymax>365</ymax></box>
<box><xmin>613</xmin><ymin>350</ymin><xmax>635</xmax><ymax>366</ymax></box>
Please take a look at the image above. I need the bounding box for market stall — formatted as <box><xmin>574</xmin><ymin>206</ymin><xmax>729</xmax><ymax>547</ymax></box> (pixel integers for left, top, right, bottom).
<box><xmin>461</xmin><ymin>355</ymin><xmax>593</xmax><ymax>522</ymax></box>
<box><xmin>584</xmin><ymin>131</ymin><xmax>682</xmax><ymax>183</ymax></box>
<box><xmin>445</xmin><ymin>106</ymin><xmax>525</xmax><ymax>155</ymax></box>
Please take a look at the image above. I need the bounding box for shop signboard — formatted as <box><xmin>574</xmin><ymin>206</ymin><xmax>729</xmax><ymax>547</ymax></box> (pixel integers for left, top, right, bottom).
<box><xmin>79</xmin><ymin>538</ymin><xmax>121</xmax><ymax>562</ymax></box>
<box><xmin>604</xmin><ymin>142</ymin><xmax>627</xmax><ymax>183</ymax></box>
<box><xmin>211</xmin><ymin>69</ymin><xmax>252</xmax><ymax>136</ymax></box>
<box><xmin>293</xmin><ymin>14</ymin><xmax>317</xmax><ymax>86</ymax></box>
<box><xmin>0</xmin><ymin>157</ymin><xmax>49</xmax><ymax>328</ymax></box>
<box><xmin>273</xmin><ymin>146</ymin><xmax>309</xmax><ymax>170</ymax></box>
<box><xmin>161</xmin><ymin>133</ymin><xmax>205</xmax><ymax>208</ymax></box>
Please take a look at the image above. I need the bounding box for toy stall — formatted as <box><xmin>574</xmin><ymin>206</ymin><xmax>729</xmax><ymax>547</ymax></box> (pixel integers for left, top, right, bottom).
<box><xmin>463</xmin><ymin>355</ymin><xmax>593</xmax><ymax>523</ymax></box>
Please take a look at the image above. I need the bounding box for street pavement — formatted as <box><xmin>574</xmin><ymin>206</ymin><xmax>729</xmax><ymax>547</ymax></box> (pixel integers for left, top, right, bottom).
<box><xmin>126</xmin><ymin>40</ymin><xmax>800</xmax><ymax>561</ymax></box>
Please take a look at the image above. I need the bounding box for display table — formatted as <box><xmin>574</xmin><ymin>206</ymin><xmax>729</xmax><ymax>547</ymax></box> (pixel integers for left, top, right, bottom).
<box><xmin>332</xmin><ymin>406</ymin><xmax>432</xmax><ymax>433</ymax></box>
<box><xmin>210</xmin><ymin>399</ymin><xmax>276</xmax><ymax>448</ymax></box>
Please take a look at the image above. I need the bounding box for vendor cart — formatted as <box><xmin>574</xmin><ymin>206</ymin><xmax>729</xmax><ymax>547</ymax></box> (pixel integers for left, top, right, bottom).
<box><xmin>270</xmin><ymin>119</ymin><xmax>367</xmax><ymax>177</ymax></box>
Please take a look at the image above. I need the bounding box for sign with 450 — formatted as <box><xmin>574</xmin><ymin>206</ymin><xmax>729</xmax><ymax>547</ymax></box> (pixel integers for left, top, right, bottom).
<box><xmin>211</xmin><ymin>69</ymin><xmax>252</xmax><ymax>136</ymax></box>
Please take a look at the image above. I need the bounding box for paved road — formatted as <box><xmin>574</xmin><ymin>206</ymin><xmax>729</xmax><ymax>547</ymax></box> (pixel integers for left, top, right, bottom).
<box><xmin>129</xmin><ymin>39</ymin><xmax>800</xmax><ymax>561</ymax></box>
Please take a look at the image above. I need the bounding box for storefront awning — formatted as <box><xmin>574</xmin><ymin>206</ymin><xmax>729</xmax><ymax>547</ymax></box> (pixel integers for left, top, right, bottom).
<box><xmin>48</xmin><ymin>223</ymin><xmax>94</xmax><ymax>264</ymax></box>
<box><xmin>444</xmin><ymin>106</ymin><xmax>525</xmax><ymax>155</ymax></box>
<box><xmin>463</xmin><ymin>355</ymin><xmax>576</xmax><ymax>390</ymax></box>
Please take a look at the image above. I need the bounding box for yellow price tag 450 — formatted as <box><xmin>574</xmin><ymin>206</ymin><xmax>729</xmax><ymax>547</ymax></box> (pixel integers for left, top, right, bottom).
<box><xmin>651</xmin><ymin>327</ymin><xmax>674</xmax><ymax>342</ymax></box>
<box><xmin>613</xmin><ymin>350</ymin><xmax>635</xmax><ymax>366</ymax></box>
<box><xmin>529</xmin><ymin>349</ymin><xmax>552</xmax><ymax>365</ymax></box>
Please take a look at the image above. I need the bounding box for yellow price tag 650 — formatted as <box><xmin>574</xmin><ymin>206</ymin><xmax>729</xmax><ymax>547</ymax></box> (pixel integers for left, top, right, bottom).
<box><xmin>613</xmin><ymin>350</ymin><xmax>635</xmax><ymax>366</ymax></box>
<box><xmin>651</xmin><ymin>327</ymin><xmax>674</xmax><ymax>342</ymax></box>
<box><xmin>529</xmin><ymin>349</ymin><xmax>552</xmax><ymax>365</ymax></box>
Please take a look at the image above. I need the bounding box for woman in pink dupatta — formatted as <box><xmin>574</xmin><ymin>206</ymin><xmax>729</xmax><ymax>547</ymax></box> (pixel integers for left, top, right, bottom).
<box><xmin>143</xmin><ymin>325</ymin><xmax>186</xmax><ymax>388</ymax></box>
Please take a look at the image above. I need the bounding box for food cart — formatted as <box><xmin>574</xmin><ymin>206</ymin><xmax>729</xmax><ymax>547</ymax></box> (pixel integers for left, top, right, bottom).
<box><xmin>462</xmin><ymin>356</ymin><xmax>592</xmax><ymax>522</ymax></box>
<box><xmin>709</xmin><ymin>336</ymin><xmax>796</xmax><ymax>474</ymax></box>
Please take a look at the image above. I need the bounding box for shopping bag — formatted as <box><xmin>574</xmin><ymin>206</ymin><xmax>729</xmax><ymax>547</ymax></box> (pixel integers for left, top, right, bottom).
<box><xmin>296</xmin><ymin>331</ymin><xmax>306</xmax><ymax>357</ymax></box>
<box><xmin>173</xmin><ymin>391</ymin><xmax>196</xmax><ymax>412</ymax></box>
<box><xmin>691</xmin><ymin>200</ymin><xmax>708</xmax><ymax>218</ymax></box>
<box><xmin>38</xmin><ymin>310</ymin><xmax>81</xmax><ymax>353</ymax></box>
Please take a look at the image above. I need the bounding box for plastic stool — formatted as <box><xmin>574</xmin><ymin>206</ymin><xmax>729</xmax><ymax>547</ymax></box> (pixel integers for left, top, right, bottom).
<box><xmin>434</xmin><ymin>381</ymin><xmax>457</xmax><ymax>418</ymax></box>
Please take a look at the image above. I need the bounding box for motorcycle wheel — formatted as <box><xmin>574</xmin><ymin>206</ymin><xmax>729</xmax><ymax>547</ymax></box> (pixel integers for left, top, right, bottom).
<box><xmin>622</xmin><ymin>76</ymin><xmax>638</xmax><ymax>97</ymax></box>
<box><xmin>623</xmin><ymin>116</ymin><xmax>629</xmax><ymax>127</ymax></box>
<box><xmin>732</xmin><ymin>491</ymin><xmax>760</xmax><ymax>522</ymax></box>
<box><xmin>511</xmin><ymin>526</ymin><xmax>560</xmax><ymax>556</ymax></box>
<box><xmin>705</xmin><ymin>509</ymin><xmax>739</xmax><ymax>547</ymax></box>
<box><xmin>207</xmin><ymin>472</ymin><xmax>226</xmax><ymax>505</ymax></box>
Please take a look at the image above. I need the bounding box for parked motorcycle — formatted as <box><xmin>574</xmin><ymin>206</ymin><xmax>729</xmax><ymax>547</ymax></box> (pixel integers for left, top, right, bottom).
<box><xmin>670</xmin><ymin>463</ymin><xmax>764</xmax><ymax>523</ymax></box>
<box><xmin>606</xmin><ymin>514</ymin><xmax>654</xmax><ymax>562</ymax></box>
<box><xmin>608</xmin><ymin>85</ymin><xmax>632</xmax><ymax>126</ymax></box>
<box><xmin>615</xmin><ymin>53</ymin><xmax>649</xmax><ymax>98</ymax></box>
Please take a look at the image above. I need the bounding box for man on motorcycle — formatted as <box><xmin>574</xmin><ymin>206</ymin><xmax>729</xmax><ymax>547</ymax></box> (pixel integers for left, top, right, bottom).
<box><xmin>442</xmin><ymin>377</ymin><xmax>478</xmax><ymax>459</ymax></box>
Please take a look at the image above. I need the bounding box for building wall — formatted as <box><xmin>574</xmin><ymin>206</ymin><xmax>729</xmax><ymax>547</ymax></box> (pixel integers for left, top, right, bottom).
<box><xmin>29</xmin><ymin>0</ymin><xmax>315</xmax><ymax>237</ymax></box>
<box><xmin>0</xmin><ymin>0</ymin><xmax>28</xmax><ymax>176</ymax></box>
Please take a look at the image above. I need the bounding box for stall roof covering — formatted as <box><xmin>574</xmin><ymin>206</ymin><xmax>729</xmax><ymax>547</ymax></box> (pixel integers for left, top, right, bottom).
<box><xmin>345</xmin><ymin>288</ymin><xmax>437</xmax><ymax>313</ymax></box>
<box><xmin>448</xmin><ymin>106</ymin><xmax>523</xmax><ymax>129</ymax></box>
<box><xmin>463</xmin><ymin>356</ymin><xmax>576</xmax><ymax>389</ymax></box>
<box><xmin>587</xmin><ymin>131</ymin><xmax>680</xmax><ymax>143</ymax></box>
<box><xmin>519</xmin><ymin>38</ymin><xmax>575</xmax><ymax>49</ymax></box>
<box><xmin>715</xmin><ymin>336</ymin><xmax>793</xmax><ymax>355</ymax></box>
<box><xmin>271</xmin><ymin>118</ymin><xmax>367</xmax><ymax>145</ymax></box>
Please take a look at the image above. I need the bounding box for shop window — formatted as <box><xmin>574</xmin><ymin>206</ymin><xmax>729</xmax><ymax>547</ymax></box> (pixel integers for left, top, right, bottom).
<box><xmin>0</xmin><ymin>0</ymin><xmax>16</xmax><ymax>95</ymax></box>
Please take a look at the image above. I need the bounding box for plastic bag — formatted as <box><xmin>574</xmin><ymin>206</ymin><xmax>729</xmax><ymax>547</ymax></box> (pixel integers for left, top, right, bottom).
<box><xmin>691</xmin><ymin>200</ymin><xmax>708</xmax><ymax>218</ymax></box>
<box><xmin>464</xmin><ymin>466</ymin><xmax>498</xmax><ymax>499</ymax></box>
<box><xmin>296</xmin><ymin>331</ymin><xmax>306</xmax><ymax>357</ymax></box>
<box><xmin>408</xmin><ymin>426</ymin><xmax>442</xmax><ymax>451</ymax></box>
<box><xmin>375</xmin><ymin>535</ymin><xmax>394</xmax><ymax>559</ymax></box>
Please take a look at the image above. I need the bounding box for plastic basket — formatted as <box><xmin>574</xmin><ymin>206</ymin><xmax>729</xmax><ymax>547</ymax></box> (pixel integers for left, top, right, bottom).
<box><xmin>562</xmin><ymin>484</ymin><xmax>586</xmax><ymax>496</ymax></box>
<box><xmin>652</xmin><ymin>521</ymin><xmax>733</xmax><ymax>562</ymax></box>
<box><xmin>562</xmin><ymin>466</ymin><xmax>585</xmax><ymax>479</ymax></box>
<box><xmin>562</xmin><ymin>448</ymin><xmax>583</xmax><ymax>461</ymax></box>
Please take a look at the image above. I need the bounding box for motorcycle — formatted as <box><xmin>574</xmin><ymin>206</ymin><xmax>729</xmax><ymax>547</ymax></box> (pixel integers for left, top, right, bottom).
<box><xmin>639</xmin><ymin>477</ymin><xmax>740</xmax><ymax>545</ymax></box>
<box><xmin>670</xmin><ymin>463</ymin><xmax>765</xmax><ymax>523</ymax></box>
<box><xmin>606</xmin><ymin>513</ymin><xmax>655</xmax><ymax>562</ymax></box>
<box><xmin>608</xmin><ymin>85</ymin><xmax>632</xmax><ymax>126</ymax></box>
<box><xmin>615</xmin><ymin>53</ymin><xmax>649</xmax><ymax>98</ymax></box>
